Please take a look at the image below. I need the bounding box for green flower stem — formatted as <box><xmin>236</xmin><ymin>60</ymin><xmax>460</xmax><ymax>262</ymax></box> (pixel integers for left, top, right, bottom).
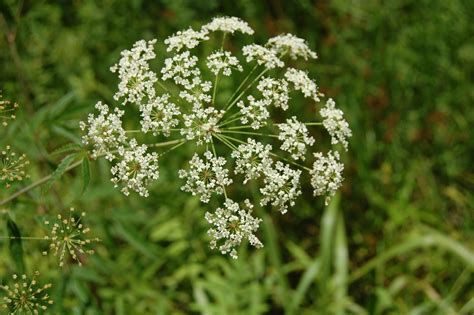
<box><xmin>157</xmin><ymin>139</ymin><xmax>187</xmax><ymax>157</ymax></box>
<box><xmin>224</xmin><ymin>63</ymin><xmax>259</xmax><ymax>109</ymax></box>
<box><xmin>211</xmin><ymin>32</ymin><xmax>227</xmax><ymax>106</ymax></box>
<box><xmin>214</xmin><ymin>134</ymin><xmax>238</xmax><ymax>151</ymax></box>
<box><xmin>149</xmin><ymin>138</ymin><xmax>186</xmax><ymax>148</ymax></box>
<box><xmin>269</xmin><ymin>152</ymin><xmax>311</xmax><ymax>172</ymax></box>
<box><xmin>212</xmin><ymin>72</ymin><xmax>220</xmax><ymax>105</ymax></box>
<box><xmin>218</xmin><ymin>133</ymin><xmax>246</xmax><ymax>145</ymax></box>
<box><xmin>222</xmin><ymin>67</ymin><xmax>269</xmax><ymax>115</ymax></box>
<box><xmin>304</xmin><ymin>122</ymin><xmax>323</xmax><ymax>126</ymax></box>
<box><xmin>156</xmin><ymin>80</ymin><xmax>169</xmax><ymax>92</ymax></box>
<box><xmin>224</xmin><ymin>125</ymin><xmax>254</xmax><ymax>130</ymax></box>
<box><xmin>220</xmin><ymin>130</ymin><xmax>279</xmax><ymax>138</ymax></box>
<box><xmin>218</xmin><ymin>115</ymin><xmax>243</xmax><ymax>128</ymax></box>
<box><xmin>211</xmin><ymin>136</ymin><xmax>227</xmax><ymax>199</ymax></box>
<box><xmin>0</xmin><ymin>159</ymin><xmax>84</xmax><ymax>207</ymax></box>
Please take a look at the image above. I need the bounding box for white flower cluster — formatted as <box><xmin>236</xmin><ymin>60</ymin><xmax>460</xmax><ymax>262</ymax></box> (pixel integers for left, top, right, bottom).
<box><xmin>111</xmin><ymin>139</ymin><xmax>159</xmax><ymax>197</ymax></box>
<box><xmin>110</xmin><ymin>39</ymin><xmax>157</xmax><ymax>105</ymax></box>
<box><xmin>242</xmin><ymin>44</ymin><xmax>284</xmax><ymax>69</ymax></box>
<box><xmin>79</xmin><ymin>102</ymin><xmax>126</xmax><ymax>160</ymax></box>
<box><xmin>285</xmin><ymin>68</ymin><xmax>321</xmax><ymax>102</ymax></box>
<box><xmin>178</xmin><ymin>151</ymin><xmax>232</xmax><ymax>203</ymax></box>
<box><xmin>320</xmin><ymin>98</ymin><xmax>352</xmax><ymax>150</ymax></box>
<box><xmin>140</xmin><ymin>93</ymin><xmax>180</xmax><ymax>136</ymax></box>
<box><xmin>231</xmin><ymin>138</ymin><xmax>272</xmax><ymax>183</ymax></box>
<box><xmin>237</xmin><ymin>95</ymin><xmax>270</xmax><ymax>129</ymax></box>
<box><xmin>205</xmin><ymin>198</ymin><xmax>262</xmax><ymax>259</ymax></box>
<box><xmin>161</xmin><ymin>51</ymin><xmax>200</xmax><ymax>87</ymax></box>
<box><xmin>181</xmin><ymin>106</ymin><xmax>223</xmax><ymax>144</ymax></box>
<box><xmin>278</xmin><ymin>117</ymin><xmax>315</xmax><ymax>160</ymax></box>
<box><xmin>203</xmin><ymin>16</ymin><xmax>254</xmax><ymax>35</ymax></box>
<box><xmin>257</xmin><ymin>77</ymin><xmax>289</xmax><ymax>110</ymax></box>
<box><xmin>207</xmin><ymin>50</ymin><xmax>243</xmax><ymax>76</ymax></box>
<box><xmin>310</xmin><ymin>151</ymin><xmax>344</xmax><ymax>205</ymax></box>
<box><xmin>267</xmin><ymin>33</ymin><xmax>318</xmax><ymax>60</ymax></box>
<box><xmin>82</xmin><ymin>16</ymin><xmax>351</xmax><ymax>258</ymax></box>
<box><xmin>165</xmin><ymin>27</ymin><xmax>209</xmax><ymax>52</ymax></box>
<box><xmin>260</xmin><ymin>162</ymin><xmax>302</xmax><ymax>214</ymax></box>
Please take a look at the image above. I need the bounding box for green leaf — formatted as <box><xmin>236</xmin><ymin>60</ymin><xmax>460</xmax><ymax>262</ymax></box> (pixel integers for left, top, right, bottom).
<box><xmin>43</xmin><ymin>154</ymin><xmax>78</xmax><ymax>193</ymax></box>
<box><xmin>81</xmin><ymin>157</ymin><xmax>90</xmax><ymax>194</ymax></box>
<box><xmin>50</xmin><ymin>143</ymin><xmax>82</xmax><ymax>156</ymax></box>
<box><xmin>6</xmin><ymin>216</ymin><xmax>25</xmax><ymax>274</ymax></box>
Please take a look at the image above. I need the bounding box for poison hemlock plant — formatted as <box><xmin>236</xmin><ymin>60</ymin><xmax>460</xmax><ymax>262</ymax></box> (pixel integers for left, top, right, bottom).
<box><xmin>80</xmin><ymin>16</ymin><xmax>352</xmax><ymax>258</ymax></box>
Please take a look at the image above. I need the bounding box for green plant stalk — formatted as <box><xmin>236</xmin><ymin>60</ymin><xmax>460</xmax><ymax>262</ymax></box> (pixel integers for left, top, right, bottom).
<box><xmin>0</xmin><ymin>159</ymin><xmax>83</xmax><ymax>207</ymax></box>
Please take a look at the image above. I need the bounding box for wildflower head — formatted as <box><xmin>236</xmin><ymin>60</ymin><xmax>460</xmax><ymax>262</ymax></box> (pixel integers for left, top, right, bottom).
<box><xmin>81</xmin><ymin>16</ymin><xmax>351</xmax><ymax>258</ymax></box>
<box><xmin>43</xmin><ymin>208</ymin><xmax>99</xmax><ymax>267</ymax></box>
<box><xmin>1</xmin><ymin>271</ymin><xmax>53</xmax><ymax>315</ymax></box>
<box><xmin>0</xmin><ymin>146</ymin><xmax>29</xmax><ymax>188</ymax></box>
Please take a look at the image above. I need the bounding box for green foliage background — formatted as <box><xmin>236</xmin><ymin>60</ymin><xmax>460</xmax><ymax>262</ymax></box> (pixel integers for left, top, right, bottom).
<box><xmin>0</xmin><ymin>0</ymin><xmax>473</xmax><ymax>314</ymax></box>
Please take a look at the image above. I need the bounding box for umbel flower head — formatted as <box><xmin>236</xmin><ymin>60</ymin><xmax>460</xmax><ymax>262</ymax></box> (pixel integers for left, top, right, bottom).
<box><xmin>43</xmin><ymin>208</ymin><xmax>99</xmax><ymax>267</ymax></box>
<box><xmin>0</xmin><ymin>146</ymin><xmax>30</xmax><ymax>188</ymax></box>
<box><xmin>1</xmin><ymin>271</ymin><xmax>53</xmax><ymax>315</ymax></box>
<box><xmin>80</xmin><ymin>16</ymin><xmax>351</xmax><ymax>257</ymax></box>
<box><xmin>0</xmin><ymin>92</ymin><xmax>19</xmax><ymax>127</ymax></box>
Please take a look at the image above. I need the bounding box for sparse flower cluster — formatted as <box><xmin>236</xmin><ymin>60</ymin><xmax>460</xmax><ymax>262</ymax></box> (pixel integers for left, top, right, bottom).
<box><xmin>0</xmin><ymin>145</ymin><xmax>29</xmax><ymax>188</ymax></box>
<box><xmin>1</xmin><ymin>272</ymin><xmax>53</xmax><ymax>315</ymax></box>
<box><xmin>0</xmin><ymin>92</ymin><xmax>19</xmax><ymax>127</ymax></box>
<box><xmin>80</xmin><ymin>16</ymin><xmax>351</xmax><ymax>257</ymax></box>
<box><xmin>43</xmin><ymin>208</ymin><xmax>100</xmax><ymax>267</ymax></box>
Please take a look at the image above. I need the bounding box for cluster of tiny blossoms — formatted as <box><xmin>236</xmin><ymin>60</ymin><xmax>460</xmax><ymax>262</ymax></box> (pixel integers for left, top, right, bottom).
<box><xmin>0</xmin><ymin>91</ymin><xmax>19</xmax><ymax>127</ymax></box>
<box><xmin>43</xmin><ymin>208</ymin><xmax>100</xmax><ymax>267</ymax></box>
<box><xmin>1</xmin><ymin>272</ymin><xmax>53</xmax><ymax>315</ymax></box>
<box><xmin>81</xmin><ymin>16</ymin><xmax>351</xmax><ymax>258</ymax></box>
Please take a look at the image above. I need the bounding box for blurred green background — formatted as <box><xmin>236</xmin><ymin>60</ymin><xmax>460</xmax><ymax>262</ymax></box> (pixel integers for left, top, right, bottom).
<box><xmin>0</xmin><ymin>0</ymin><xmax>473</xmax><ymax>314</ymax></box>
